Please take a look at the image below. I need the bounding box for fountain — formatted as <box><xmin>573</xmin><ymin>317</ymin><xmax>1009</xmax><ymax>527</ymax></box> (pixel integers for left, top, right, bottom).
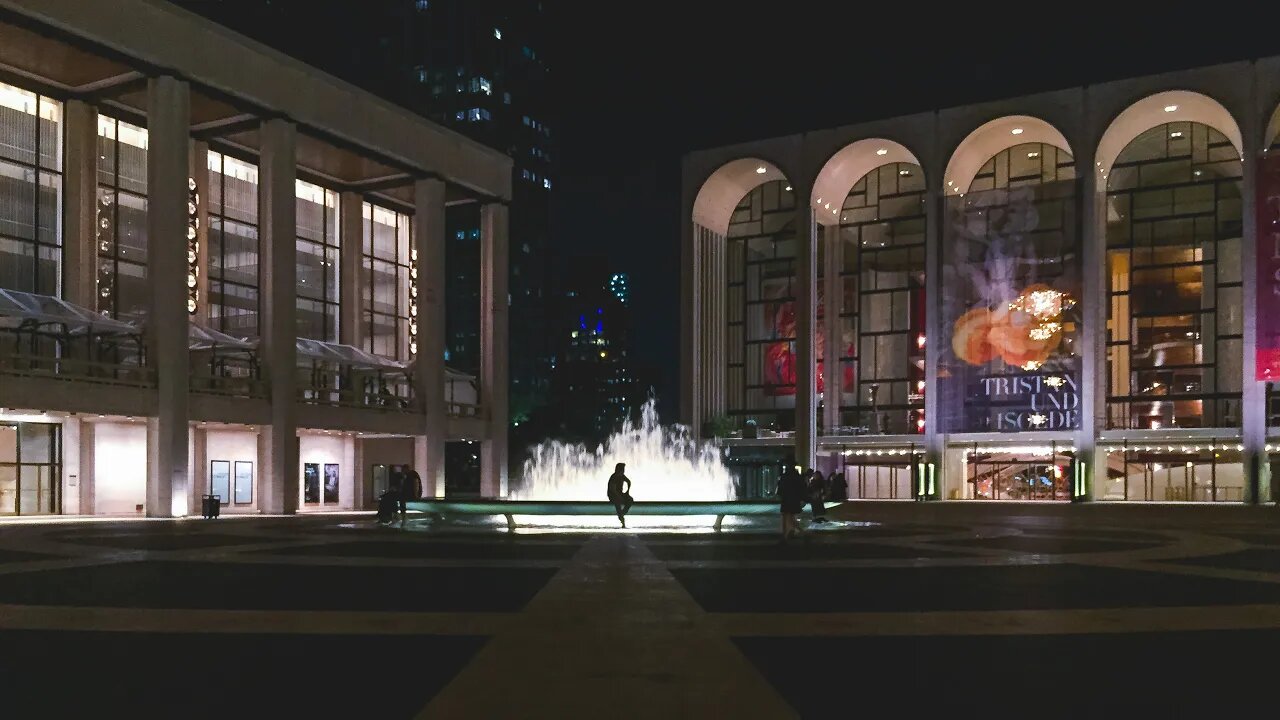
<box><xmin>512</xmin><ymin>398</ymin><xmax>734</xmax><ymax>501</ymax></box>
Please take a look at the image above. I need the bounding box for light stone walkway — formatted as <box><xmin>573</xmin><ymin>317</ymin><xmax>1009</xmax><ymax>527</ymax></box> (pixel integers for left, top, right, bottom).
<box><xmin>419</xmin><ymin>534</ymin><xmax>798</xmax><ymax>719</ymax></box>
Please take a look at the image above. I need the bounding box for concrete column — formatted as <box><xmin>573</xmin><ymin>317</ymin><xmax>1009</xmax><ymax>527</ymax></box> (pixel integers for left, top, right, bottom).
<box><xmin>822</xmin><ymin>223</ymin><xmax>841</xmax><ymax>435</ymax></box>
<box><xmin>794</xmin><ymin>201</ymin><xmax>817</xmax><ymax>470</ymax></box>
<box><xmin>258</xmin><ymin>118</ymin><xmax>298</xmax><ymax>514</ymax></box>
<box><xmin>682</xmin><ymin>219</ymin><xmax>701</xmax><ymax>431</ymax></box>
<box><xmin>144</xmin><ymin>75</ymin><xmax>191</xmax><ymax>518</ymax></box>
<box><xmin>62</xmin><ymin>99</ymin><xmax>98</xmax><ymax>309</ymax></box>
<box><xmin>79</xmin><ymin>420</ymin><xmax>95</xmax><ymax>515</ymax></box>
<box><xmin>1241</xmin><ymin>77</ymin><xmax>1267</xmax><ymax>503</ymax></box>
<box><xmin>923</xmin><ymin>183</ymin><xmax>944</xmax><ymax>498</ymax></box>
<box><xmin>338</xmin><ymin>191</ymin><xmax>365</xmax><ymax>348</ymax></box>
<box><xmin>190</xmin><ymin>426</ymin><xmax>206</xmax><ymax>516</ymax></box>
<box><xmin>191</xmin><ymin>141</ymin><xmax>211</xmax><ymax>326</ymax></box>
<box><xmin>1079</xmin><ymin>119</ymin><xmax>1105</xmax><ymax>501</ymax></box>
<box><xmin>415</xmin><ymin>178</ymin><xmax>447</xmax><ymax>493</ymax></box>
<box><xmin>62</xmin><ymin>417</ymin><xmax>81</xmax><ymax>514</ymax></box>
<box><xmin>479</xmin><ymin>202</ymin><xmax>509</xmax><ymax>497</ymax></box>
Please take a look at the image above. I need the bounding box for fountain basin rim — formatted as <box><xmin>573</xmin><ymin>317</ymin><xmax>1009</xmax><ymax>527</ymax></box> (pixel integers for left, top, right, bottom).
<box><xmin>406</xmin><ymin>500</ymin><xmax>788</xmax><ymax>516</ymax></box>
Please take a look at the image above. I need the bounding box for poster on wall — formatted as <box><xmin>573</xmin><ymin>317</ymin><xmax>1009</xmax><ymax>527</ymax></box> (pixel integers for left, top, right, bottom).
<box><xmin>323</xmin><ymin>464</ymin><xmax>339</xmax><ymax>504</ymax></box>
<box><xmin>303</xmin><ymin>463</ymin><xmax>320</xmax><ymax>504</ymax></box>
<box><xmin>234</xmin><ymin>461</ymin><xmax>253</xmax><ymax>505</ymax></box>
<box><xmin>760</xmin><ymin>279</ymin><xmax>854</xmax><ymax>395</ymax></box>
<box><xmin>209</xmin><ymin>461</ymin><xmax>230</xmax><ymax>503</ymax></box>
<box><xmin>938</xmin><ymin>182</ymin><xmax>1080</xmax><ymax>432</ymax></box>
<box><xmin>1257</xmin><ymin>153</ymin><xmax>1280</xmax><ymax>380</ymax></box>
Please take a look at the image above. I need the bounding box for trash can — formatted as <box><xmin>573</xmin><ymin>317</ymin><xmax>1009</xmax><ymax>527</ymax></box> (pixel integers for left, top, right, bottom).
<box><xmin>201</xmin><ymin>494</ymin><xmax>221</xmax><ymax>519</ymax></box>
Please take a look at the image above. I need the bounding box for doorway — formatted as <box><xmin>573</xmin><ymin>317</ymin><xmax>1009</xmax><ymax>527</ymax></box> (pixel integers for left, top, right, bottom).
<box><xmin>0</xmin><ymin>422</ymin><xmax>62</xmax><ymax>515</ymax></box>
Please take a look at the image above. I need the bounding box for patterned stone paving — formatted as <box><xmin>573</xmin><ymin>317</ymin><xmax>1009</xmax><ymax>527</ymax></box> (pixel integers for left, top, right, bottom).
<box><xmin>0</xmin><ymin>505</ymin><xmax>1278</xmax><ymax>717</ymax></box>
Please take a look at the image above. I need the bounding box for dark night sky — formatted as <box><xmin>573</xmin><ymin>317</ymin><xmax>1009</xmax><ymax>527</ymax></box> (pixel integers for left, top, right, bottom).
<box><xmin>542</xmin><ymin>4</ymin><xmax>1280</xmax><ymax>421</ymax></box>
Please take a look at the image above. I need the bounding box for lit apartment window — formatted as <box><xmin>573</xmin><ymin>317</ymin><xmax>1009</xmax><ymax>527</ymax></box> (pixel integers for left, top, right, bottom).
<box><xmin>415</xmin><ymin>0</ymin><xmax>429</xmax><ymax>10</ymax></box>
<box><xmin>522</xmin><ymin>116</ymin><xmax>531</xmax><ymax>126</ymax></box>
<box><xmin>455</xmin><ymin>110</ymin><xmax>465</xmax><ymax>121</ymax></box>
<box><xmin>494</xmin><ymin>28</ymin><xmax>502</xmax><ymax>39</ymax></box>
<box><xmin>503</xmin><ymin>92</ymin><xmax>511</xmax><ymax>105</ymax></box>
<box><xmin>415</xmin><ymin>66</ymin><xmax>428</xmax><ymax>83</ymax></box>
<box><xmin>543</xmin><ymin>178</ymin><xmax>552</xmax><ymax>190</ymax></box>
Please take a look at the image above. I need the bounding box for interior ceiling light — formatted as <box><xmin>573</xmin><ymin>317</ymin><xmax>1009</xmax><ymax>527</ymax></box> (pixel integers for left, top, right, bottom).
<box><xmin>784</xmin><ymin>185</ymin><xmax>792</xmax><ymax>191</ymax></box>
<box><xmin>876</xmin><ymin>148</ymin><xmax>887</xmax><ymax>156</ymax></box>
<box><xmin>755</xmin><ymin>166</ymin><xmax>766</xmax><ymax>174</ymax></box>
<box><xmin>1027</xmin><ymin>151</ymin><xmax>1040</xmax><ymax>158</ymax></box>
<box><xmin>1164</xmin><ymin>104</ymin><xmax>1178</xmax><ymax>112</ymax></box>
<box><xmin>1011</xmin><ymin>127</ymin><xmax>1024</xmax><ymax>135</ymax></box>
<box><xmin>1170</xmin><ymin>131</ymin><xmax>1183</xmax><ymax>138</ymax></box>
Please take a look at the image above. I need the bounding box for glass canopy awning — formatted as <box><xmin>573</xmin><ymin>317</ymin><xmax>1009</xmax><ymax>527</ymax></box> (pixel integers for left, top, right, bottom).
<box><xmin>0</xmin><ymin>289</ymin><xmax>137</xmax><ymax>335</ymax></box>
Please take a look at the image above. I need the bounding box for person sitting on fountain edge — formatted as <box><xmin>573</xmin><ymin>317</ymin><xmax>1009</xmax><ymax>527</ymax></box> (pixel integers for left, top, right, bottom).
<box><xmin>607</xmin><ymin>462</ymin><xmax>634</xmax><ymax>527</ymax></box>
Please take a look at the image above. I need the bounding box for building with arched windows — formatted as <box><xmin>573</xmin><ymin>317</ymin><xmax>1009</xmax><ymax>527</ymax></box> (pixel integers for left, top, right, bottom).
<box><xmin>0</xmin><ymin>0</ymin><xmax>510</xmax><ymax>517</ymax></box>
<box><xmin>684</xmin><ymin>59</ymin><xmax>1280</xmax><ymax>504</ymax></box>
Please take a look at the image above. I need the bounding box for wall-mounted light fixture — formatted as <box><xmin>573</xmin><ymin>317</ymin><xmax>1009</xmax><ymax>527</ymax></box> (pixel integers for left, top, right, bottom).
<box><xmin>187</xmin><ymin>177</ymin><xmax>199</xmax><ymax>314</ymax></box>
<box><xmin>408</xmin><ymin>247</ymin><xmax>419</xmax><ymax>356</ymax></box>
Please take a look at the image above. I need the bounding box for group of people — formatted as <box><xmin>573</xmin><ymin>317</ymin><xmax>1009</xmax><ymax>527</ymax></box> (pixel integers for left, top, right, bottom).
<box><xmin>776</xmin><ymin>461</ymin><xmax>845</xmax><ymax>542</ymax></box>
<box><xmin>376</xmin><ymin>467</ymin><xmax>422</xmax><ymax>524</ymax></box>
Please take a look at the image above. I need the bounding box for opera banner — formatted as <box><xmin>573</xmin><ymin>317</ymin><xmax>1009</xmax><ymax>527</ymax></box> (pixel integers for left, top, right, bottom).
<box><xmin>939</xmin><ymin>181</ymin><xmax>1080</xmax><ymax>432</ymax></box>
<box><xmin>1256</xmin><ymin>153</ymin><xmax>1280</xmax><ymax>380</ymax></box>
<box><xmin>761</xmin><ymin>278</ymin><xmax>854</xmax><ymax>396</ymax></box>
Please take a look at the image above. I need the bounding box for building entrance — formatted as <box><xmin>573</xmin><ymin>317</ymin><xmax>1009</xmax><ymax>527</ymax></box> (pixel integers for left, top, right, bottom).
<box><xmin>963</xmin><ymin>446</ymin><xmax>1074</xmax><ymax>501</ymax></box>
<box><xmin>0</xmin><ymin>422</ymin><xmax>61</xmax><ymax>515</ymax></box>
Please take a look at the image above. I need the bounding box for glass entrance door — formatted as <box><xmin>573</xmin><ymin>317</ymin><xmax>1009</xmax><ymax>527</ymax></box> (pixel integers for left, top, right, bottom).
<box><xmin>966</xmin><ymin>449</ymin><xmax>1073</xmax><ymax>500</ymax></box>
<box><xmin>0</xmin><ymin>422</ymin><xmax>61</xmax><ymax>515</ymax></box>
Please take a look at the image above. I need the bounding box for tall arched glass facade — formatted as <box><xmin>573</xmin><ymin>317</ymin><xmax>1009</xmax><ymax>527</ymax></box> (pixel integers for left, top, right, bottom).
<box><xmin>724</xmin><ymin>180</ymin><xmax>797</xmax><ymax>431</ymax></box>
<box><xmin>1102</xmin><ymin>121</ymin><xmax>1244</xmax><ymax>501</ymax></box>
<box><xmin>1105</xmin><ymin>122</ymin><xmax>1243</xmax><ymax>431</ymax></box>
<box><xmin>834</xmin><ymin>162</ymin><xmax>927</xmax><ymax>435</ymax></box>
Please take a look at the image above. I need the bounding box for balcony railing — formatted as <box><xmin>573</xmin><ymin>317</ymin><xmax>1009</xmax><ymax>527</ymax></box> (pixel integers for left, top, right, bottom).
<box><xmin>0</xmin><ymin>324</ymin><xmax>152</xmax><ymax>388</ymax></box>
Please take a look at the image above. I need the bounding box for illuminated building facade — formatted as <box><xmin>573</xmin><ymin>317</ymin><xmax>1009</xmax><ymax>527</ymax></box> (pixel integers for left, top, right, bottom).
<box><xmin>685</xmin><ymin>59</ymin><xmax>1280</xmax><ymax>503</ymax></box>
<box><xmin>0</xmin><ymin>0</ymin><xmax>510</xmax><ymax>516</ymax></box>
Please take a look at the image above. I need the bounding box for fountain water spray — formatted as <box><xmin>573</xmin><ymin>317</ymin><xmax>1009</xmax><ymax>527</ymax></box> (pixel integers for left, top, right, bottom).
<box><xmin>512</xmin><ymin>399</ymin><xmax>734</xmax><ymax>501</ymax></box>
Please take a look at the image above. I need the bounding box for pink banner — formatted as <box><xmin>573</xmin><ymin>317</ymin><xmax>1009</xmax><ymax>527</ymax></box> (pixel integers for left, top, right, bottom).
<box><xmin>1257</xmin><ymin>154</ymin><xmax>1280</xmax><ymax>381</ymax></box>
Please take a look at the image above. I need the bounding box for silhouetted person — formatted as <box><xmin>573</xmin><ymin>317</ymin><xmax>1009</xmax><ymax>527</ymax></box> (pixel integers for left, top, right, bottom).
<box><xmin>809</xmin><ymin>469</ymin><xmax>827</xmax><ymax>522</ymax></box>
<box><xmin>828</xmin><ymin>472</ymin><xmax>847</xmax><ymax>502</ymax></box>
<box><xmin>607</xmin><ymin>462</ymin><xmax>634</xmax><ymax>527</ymax></box>
<box><xmin>777</xmin><ymin>459</ymin><xmax>807</xmax><ymax>542</ymax></box>
<box><xmin>399</xmin><ymin>467</ymin><xmax>422</xmax><ymax>521</ymax></box>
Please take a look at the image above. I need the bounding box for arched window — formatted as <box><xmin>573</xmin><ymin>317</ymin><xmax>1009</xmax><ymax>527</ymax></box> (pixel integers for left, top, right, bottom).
<box><xmin>834</xmin><ymin>162</ymin><xmax>926</xmax><ymax>434</ymax></box>
<box><xmin>1105</xmin><ymin>121</ymin><xmax>1243</xmax><ymax>430</ymax></box>
<box><xmin>724</xmin><ymin>180</ymin><xmax>796</xmax><ymax>431</ymax></box>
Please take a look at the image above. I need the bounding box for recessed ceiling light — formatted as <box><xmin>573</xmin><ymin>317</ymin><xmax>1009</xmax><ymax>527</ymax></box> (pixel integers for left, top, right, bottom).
<box><xmin>824</xmin><ymin>202</ymin><xmax>830</xmax><ymax>209</ymax></box>
<box><xmin>784</xmin><ymin>185</ymin><xmax>792</xmax><ymax>191</ymax></box>
<box><xmin>899</xmin><ymin>169</ymin><xmax>910</xmax><ymax>176</ymax></box>
<box><xmin>755</xmin><ymin>166</ymin><xmax>766</xmax><ymax>174</ymax></box>
<box><xmin>816</xmin><ymin>197</ymin><xmax>823</xmax><ymax>204</ymax></box>
<box><xmin>876</xmin><ymin>148</ymin><xmax>887</xmax><ymax>156</ymax></box>
<box><xmin>1164</xmin><ymin>105</ymin><xmax>1178</xmax><ymax>112</ymax></box>
<box><xmin>1170</xmin><ymin>131</ymin><xmax>1183</xmax><ymax>138</ymax></box>
<box><xmin>1027</xmin><ymin>151</ymin><xmax>1040</xmax><ymax>158</ymax></box>
<box><xmin>1011</xmin><ymin>128</ymin><xmax>1024</xmax><ymax>135</ymax></box>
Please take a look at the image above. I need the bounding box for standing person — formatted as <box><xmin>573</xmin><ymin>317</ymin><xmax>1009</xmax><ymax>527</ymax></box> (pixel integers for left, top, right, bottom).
<box><xmin>607</xmin><ymin>462</ymin><xmax>634</xmax><ymax>527</ymax></box>
<box><xmin>809</xmin><ymin>469</ymin><xmax>827</xmax><ymax>523</ymax></box>
<box><xmin>829</xmin><ymin>471</ymin><xmax>847</xmax><ymax>502</ymax></box>
<box><xmin>777</xmin><ymin>460</ymin><xmax>807</xmax><ymax>542</ymax></box>
<box><xmin>399</xmin><ymin>467</ymin><xmax>422</xmax><ymax>522</ymax></box>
